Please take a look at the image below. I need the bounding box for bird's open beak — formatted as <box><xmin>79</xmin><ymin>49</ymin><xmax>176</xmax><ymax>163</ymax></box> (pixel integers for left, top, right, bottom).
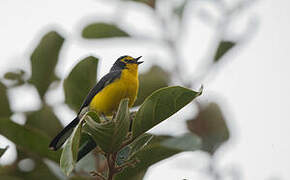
<box><xmin>135</xmin><ymin>56</ymin><xmax>143</xmax><ymax>65</ymax></box>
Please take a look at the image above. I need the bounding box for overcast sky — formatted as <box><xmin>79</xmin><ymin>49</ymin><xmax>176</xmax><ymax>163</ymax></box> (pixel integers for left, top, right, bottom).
<box><xmin>0</xmin><ymin>0</ymin><xmax>289</xmax><ymax>180</ymax></box>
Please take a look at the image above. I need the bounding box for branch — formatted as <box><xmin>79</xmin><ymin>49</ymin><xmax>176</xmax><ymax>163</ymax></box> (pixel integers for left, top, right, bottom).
<box><xmin>90</xmin><ymin>171</ymin><xmax>106</xmax><ymax>180</ymax></box>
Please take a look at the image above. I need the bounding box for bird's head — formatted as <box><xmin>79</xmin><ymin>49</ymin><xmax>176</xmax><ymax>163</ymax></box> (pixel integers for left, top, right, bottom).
<box><xmin>110</xmin><ymin>55</ymin><xmax>143</xmax><ymax>72</ymax></box>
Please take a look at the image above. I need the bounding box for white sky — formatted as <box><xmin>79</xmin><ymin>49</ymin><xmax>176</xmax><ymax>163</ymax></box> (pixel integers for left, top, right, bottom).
<box><xmin>0</xmin><ymin>0</ymin><xmax>290</xmax><ymax>180</ymax></box>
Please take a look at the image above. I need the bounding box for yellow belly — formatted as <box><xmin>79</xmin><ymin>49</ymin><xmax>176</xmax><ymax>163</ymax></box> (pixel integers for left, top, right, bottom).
<box><xmin>89</xmin><ymin>71</ymin><xmax>138</xmax><ymax>116</ymax></box>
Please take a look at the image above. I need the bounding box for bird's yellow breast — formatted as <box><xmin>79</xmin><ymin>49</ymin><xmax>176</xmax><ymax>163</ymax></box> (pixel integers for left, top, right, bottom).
<box><xmin>89</xmin><ymin>67</ymin><xmax>139</xmax><ymax>116</ymax></box>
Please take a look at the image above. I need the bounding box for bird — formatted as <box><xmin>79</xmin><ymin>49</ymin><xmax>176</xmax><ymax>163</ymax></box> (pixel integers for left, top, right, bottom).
<box><xmin>49</xmin><ymin>55</ymin><xmax>143</xmax><ymax>151</ymax></box>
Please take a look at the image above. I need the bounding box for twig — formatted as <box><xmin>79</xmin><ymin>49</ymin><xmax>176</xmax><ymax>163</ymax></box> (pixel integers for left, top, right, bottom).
<box><xmin>106</xmin><ymin>152</ymin><xmax>118</xmax><ymax>180</ymax></box>
<box><xmin>90</xmin><ymin>171</ymin><xmax>106</xmax><ymax>180</ymax></box>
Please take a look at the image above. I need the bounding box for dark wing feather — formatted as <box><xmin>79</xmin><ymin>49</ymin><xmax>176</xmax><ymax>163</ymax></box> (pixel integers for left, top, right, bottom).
<box><xmin>78</xmin><ymin>70</ymin><xmax>121</xmax><ymax>114</ymax></box>
<box><xmin>49</xmin><ymin>70</ymin><xmax>121</xmax><ymax>150</ymax></box>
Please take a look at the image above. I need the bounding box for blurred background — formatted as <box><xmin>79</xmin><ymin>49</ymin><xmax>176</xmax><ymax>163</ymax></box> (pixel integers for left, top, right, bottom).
<box><xmin>0</xmin><ymin>0</ymin><xmax>289</xmax><ymax>179</ymax></box>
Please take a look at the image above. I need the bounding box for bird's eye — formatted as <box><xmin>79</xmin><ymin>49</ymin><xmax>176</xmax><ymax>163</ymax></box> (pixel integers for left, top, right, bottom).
<box><xmin>124</xmin><ymin>59</ymin><xmax>130</xmax><ymax>63</ymax></box>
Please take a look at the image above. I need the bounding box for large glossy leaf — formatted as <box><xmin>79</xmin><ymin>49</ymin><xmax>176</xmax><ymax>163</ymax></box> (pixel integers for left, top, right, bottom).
<box><xmin>214</xmin><ymin>41</ymin><xmax>236</xmax><ymax>62</ymax></box>
<box><xmin>132</xmin><ymin>86</ymin><xmax>202</xmax><ymax>139</ymax></box>
<box><xmin>134</xmin><ymin>65</ymin><xmax>170</xmax><ymax>106</ymax></box>
<box><xmin>60</xmin><ymin>119</ymin><xmax>83</xmax><ymax>176</ymax></box>
<box><xmin>0</xmin><ymin>82</ymin><xmax>12</xmax><ymax>118</ymax></box>
<box><xmin>0</xmin><ymin>146</ymin><xmax>8</xmax><ymax>158</ymax></box>
<box><xmin>187</xmin><ymin>102</ymin><xmax>230</xmax><ymax>155</ymax></box>
<box><xmin>0</xmin><ymin>118</ymin><xmax>60</xmax><ymax>162</ymax></box>
<box><xmin>26</xmin><ymin>105</ymin><xmax>63</xmax><ymax>138</ymax></box>
<box><xmin>84</xmin><ymin>99</ymin><xmax>130</xmax><ymax>153</ymax></box>
<box><xmin>115</xmin><ymin>133</ymin><xmax>201</xmax><ymax>180</ymax></box>
<box><xmin>64</xmin><ymin>56</ymin><xmax>98</xmax><ymax>112</ymax></box>
<box><xmin>29</xmin><ymin>31</ymin><xmax>64</xmax><ymax>98</ymax></box>
<box><xmin>82</xmin><ymin>23</ymin><xmax>129</xmax><ymax>39</ymax></box>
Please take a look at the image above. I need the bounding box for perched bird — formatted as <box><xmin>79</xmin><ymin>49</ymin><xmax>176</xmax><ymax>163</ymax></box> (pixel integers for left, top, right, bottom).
<box><xmin>49</xmin><ymin>55</ymin><xmax>143</xmax><ymax>151</ymax></box>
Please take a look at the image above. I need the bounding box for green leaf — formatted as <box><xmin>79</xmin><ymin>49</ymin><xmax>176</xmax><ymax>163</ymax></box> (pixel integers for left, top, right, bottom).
<box><xmin>161</xmin><ymin>133</ymin><xmax>201</xmax><ymax>151</ymax></box>
<box><xmin>115</xmin><ymin>134</ymin><xmax>201</xmax><ymax>179</ymax></box>
<box><xmin>21</xmin><ymin>158</ymin><xmax>60</xmax><ymax>180</ymax></box>
<box><xmin>129</xmin><ymin>133</ymin><xmax>153</xmax><ymax>157</ymax></box>
<box><xmin>84</xmin><ymin>99</ymin><xmax>130</xmax><ymax>153</ymax></box>
<box><xmin>110</xmin><ymin>98</ymin><xmax>130</xmax><ymax>151</ymax></box>
<box><xmin>187</xmin><ymin>102</ymin><xmax>230</xmax><ymax>155</ymax></box>
<box><xmin>4</xmin><ymin>69</ymin><xmax>26</xmax><ymax>86</ymax></box>
<box><xmin>86</xmin><ymin>111</ymin><xmax>101</xmax><ymax>123</ymax></box>
<box><xmin>124</xmin><ymin>0</ymin><xmax>156</xmax><ymax>8</ymax></box>
<box><xmin>0</xmin><ymin>176</ymin><xmax>21</xmax><ymax>180</ymax></box>
<box><xmin>0</xmin><ymin>146</ymin><xmax>8</xmax><ymax>158</ymax></box>
<box><xmin>84</xmin><ymin>116</ymin><xmax>114</xmax><ymax>153</ymax></box>
<box><xmin>0</xmin><ymin>118</ymin><xmax>60</xmax><ymax>162</ymax></box>
<box><xmin>29</xmin><ymin>31</ymin><xmax>64</xmax><ymax>98</ymax></box>
<box><xmin>75</xmin><ymin>115</ymin><xmax>99</xmax><ymax>161</ymax></box>
<box><xmin>77</xmin><ymin>133</ymin><xmax>96</xmax><ymax>161</ymax></box>
<box><xmin>214</xmin><ymin>41</ymin><xmax>236</xmax><ymax>62</ymax></box>
<box><xmin>60</xmin><ymin>119</ymin><xmax>83</xmax><ymax>176</ymax></box>
<box><xmin>0</xmin><ymin>82</ymin><xmax>12</xmax><ymax>118</ymax></box>
<box><xmin>26</xmin><ymin>105</ymin><xmax>63</xmax><ymax>138</ymax></box>
<box><xmin>116</xmin><ymin>133</ymin><xmax>153</xmax><ymax>166</ymax></box>
<box><xmin>134</xmin><ymin>65</ymin><xmax>170</xmax><ymax>106</ymax></box>
<box><xmin>64</xmin><ymin>56</ymin><xmax>98</xmax><ymax>112</ymax></box>
<box><xmin>174</xmin><ymin>0</ymin><xmax>188</xmax><ymax>20</ymax></box>
<box><xmin>116</xmin><ymin>146</ymin><xmax>131</xmax><ymax>166</ymax></box>
<box><xmin>82</xmin><ymin>23</ymin><xmax>129</xmax><ymax>39</ymax></box>
<box><xmin>28</xmin><ymin>162</ymin><xmax>60</xmax><ymax>180</ymax></box>
<box><xmin>0</xmin><ymin>153</ymin><xmax>60</xmax><ymax>180</ymax></box>
<box><xmin>132</xmin><ymin>86</ymin><xmax>203</xmax><ymax>139</ymax></box>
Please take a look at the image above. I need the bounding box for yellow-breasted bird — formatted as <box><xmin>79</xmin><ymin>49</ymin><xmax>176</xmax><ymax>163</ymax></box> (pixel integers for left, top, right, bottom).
<box><xmin>49</xmin><ymin>55</ymin><xmax>143</xmax><ymax>150</ymax></box>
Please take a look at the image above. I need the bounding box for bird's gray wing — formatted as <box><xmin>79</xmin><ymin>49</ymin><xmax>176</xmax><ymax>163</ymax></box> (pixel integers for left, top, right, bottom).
<box><xmin>78</xmin><ymin>70</ymin><xmax>121</xmax><ymax>114</ymax></box>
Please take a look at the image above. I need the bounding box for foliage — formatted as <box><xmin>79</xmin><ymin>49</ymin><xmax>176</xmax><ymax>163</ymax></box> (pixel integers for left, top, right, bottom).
<box><xmin>64</xmin><ymin>56</ymin><xmax>99</xmax><ymax>112</ymax></box>
<box><xmin>0</xmin><ymin>28</ymin><xmax>202</xmax><ymax>178</ymax></box>
<box><xmin>29</xmin><ymin>31</ymin><xmax>63</xmax><ymax>98</ymax></box>
<box><xmin>0</xmin><ymin>82</ymin><xmax>12</xmax><ymax>118</ymax></box>
<box><xmin>214</xmin><ymin>41</ymin><xmax>236</xmax><ymax>62</ymax></box>
<box><xmin>60</xmin><ymin>87</ymin><xmax>202</xmax><ymax>178</ymax></box>
<box><xmin>0</xmin><ymin>146</ymin><xmax>8</xmax><ymax>158</ymax></box>
<box><xmin>60</xmin><ymin>118</ymin><xmax>84</xmax><ymax>176</ymax></box>
<box><xmin>134</xmin><ymin>65</ymin><xmax>170</xmax><ymax>106</ymax></box>
<box><xmin>187</xmin><ymin>103</ymin><xmax>230</xmax><ymax>155</ymax></box>
<box><xmin>132</xmin><ymin>86</ymin><xmax>202</xmax><ymax>139</ymax></box>
<box><xmin>82</xmin><ymin>23</ymin><xmax>129</xmax><ymax>39</ymax></box>
<box><xmin>0</xmin><ymin>118</ymin><xmax>61</xmax><ymax>162</ymax></box>
<box><xmin>0</xmin><ymin>0</ymin><xmax>255</xmax><ymax>179</ymax></box>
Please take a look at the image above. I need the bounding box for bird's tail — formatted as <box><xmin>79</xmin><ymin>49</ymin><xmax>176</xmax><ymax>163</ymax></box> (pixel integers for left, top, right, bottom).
<box><xmin>49</xmin><ymin>117</ymin><xmax>79</xmax><ymax>151</ymax></box>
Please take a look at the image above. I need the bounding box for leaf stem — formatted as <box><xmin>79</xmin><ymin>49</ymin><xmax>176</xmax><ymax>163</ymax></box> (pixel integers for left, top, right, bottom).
<box><xmin>90</xmin><ymin>171</ymin><xmax>106</xmax><ymax>180</ymax></box>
